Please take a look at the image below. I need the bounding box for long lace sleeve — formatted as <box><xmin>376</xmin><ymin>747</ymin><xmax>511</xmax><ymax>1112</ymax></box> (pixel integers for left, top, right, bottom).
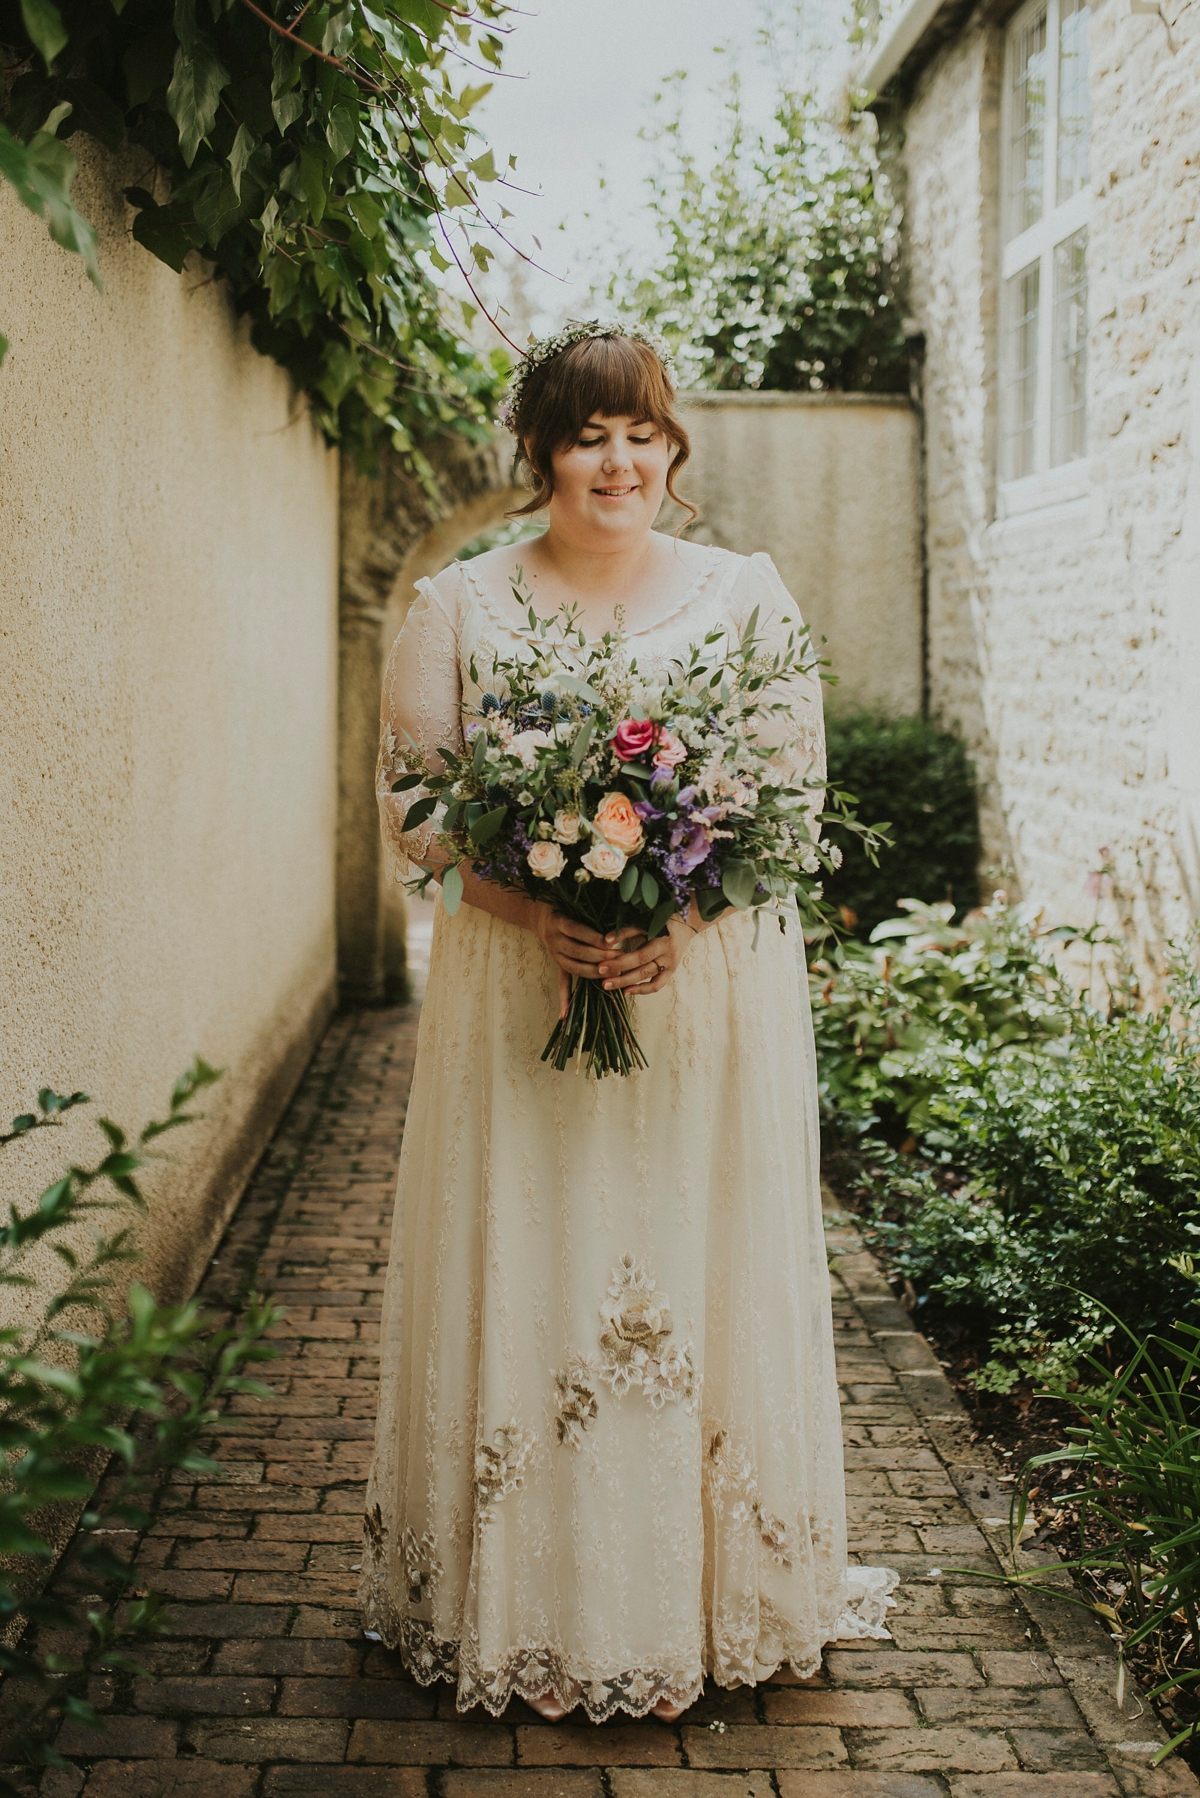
<box><xmin>729</xmin><ymin>552</ymin><xmax>827</xmax><ymax>822</ymax></box>
<box><xmin>377</xmin><ymin>575</ymin><xmax>463</xmax><ymax>881</ymax></box>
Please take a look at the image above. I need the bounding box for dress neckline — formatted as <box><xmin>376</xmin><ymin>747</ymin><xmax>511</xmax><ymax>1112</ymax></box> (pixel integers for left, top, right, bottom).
<box><xmin>456</xmin><ymin>544</ymin><xmax>734</xmax><ymax>647</ymax></box>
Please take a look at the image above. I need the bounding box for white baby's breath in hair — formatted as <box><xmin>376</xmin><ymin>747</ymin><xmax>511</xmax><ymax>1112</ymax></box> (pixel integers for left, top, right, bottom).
<box><xmin>498</xmin><ymin>319</ymin><xmax>677</xmax><ymax>433</ymax></box>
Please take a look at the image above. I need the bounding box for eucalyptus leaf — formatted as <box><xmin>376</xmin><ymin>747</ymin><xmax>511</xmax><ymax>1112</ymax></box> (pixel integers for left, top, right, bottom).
<box><xmin>401</xmin><ymin>795</ymin><xmax>438</xmax><ymax>831</ymax></box>
<box><xmin>470</xmin><ymin>805</ymin><xmax>507</xmax><ymax>848</ymax></box>
<box><xmin>619</xmin><ymin>863</ymin><xmax>638</xmax><ymax>902</ymax></box>
<box><xmin>440</xmin><ymin>863</ymin><xmax>464</xmax><ymax>915</ymax></box>
<box><xmin>721</xmin><ymin>860</ymin><xmax>757</xmax><ymax>911</ymax></box>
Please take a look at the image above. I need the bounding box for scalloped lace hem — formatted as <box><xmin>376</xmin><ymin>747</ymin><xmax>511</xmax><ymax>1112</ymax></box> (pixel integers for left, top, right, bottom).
<box><xmin>361</xmin><ymin>1565</ymin><xmax>897</xmax><ymax>1722</ymax></box>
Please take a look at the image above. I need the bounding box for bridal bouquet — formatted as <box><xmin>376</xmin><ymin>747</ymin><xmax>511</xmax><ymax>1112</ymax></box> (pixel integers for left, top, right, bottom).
<box><xmin>390</xmin><ymin>580</ymin><xmax>882</xmax><ymax>1077</ymax></box>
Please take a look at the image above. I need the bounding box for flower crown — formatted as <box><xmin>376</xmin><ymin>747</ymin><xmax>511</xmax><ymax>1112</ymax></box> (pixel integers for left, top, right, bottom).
<box><xmin>498</xmin><ymin>318</ymin><xmax>676</xmax><ymax>433</ymax></box>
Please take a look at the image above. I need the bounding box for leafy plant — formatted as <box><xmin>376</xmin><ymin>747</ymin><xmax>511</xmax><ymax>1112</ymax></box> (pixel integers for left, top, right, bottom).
<box><xmin>823</xmin><ymin>709</ymin><xmax>981</xmax><ymax>938</ymax></box>
<box><xmin>0</xmin><ymin>1066</ymin><xmax>282</xmax><ymax>1783</ymax></box>
<box><xmin>1010</xmin><ymin>1304</ymin><xmax>1200</xmax><ymax>1764</ymax></box>
<box><xmin>0</xmin><ymin>0</ymin><xmax>515</xmax><ymax>464</ymax></box>
<box><xmin>823</xmin><ymin>929</ymin><xmax>1200</xmax><ymax>1391</ymax></box>
<box><xmin>810</xmin><ymin>895</ymin><xmax>1071</xmax><ymax>1136</ymax></box>
<box><xmin>604</xmin><ymin>66</ymin><xmax>906</xmax><ymax>393</ymax></box>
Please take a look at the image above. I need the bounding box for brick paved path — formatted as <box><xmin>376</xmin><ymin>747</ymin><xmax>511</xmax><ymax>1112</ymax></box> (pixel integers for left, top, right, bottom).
<box><xmin>42</xmin><ymin>968</ymin><xmax>1199</xmax><ymax>1798</ymax></box>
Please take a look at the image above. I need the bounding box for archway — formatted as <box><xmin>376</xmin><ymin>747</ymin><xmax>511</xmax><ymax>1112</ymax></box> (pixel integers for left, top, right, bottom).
<box><xmin>338</xmin><ymin>431</ymin><xmax>525</xmax><ymax>1003</ymax></box>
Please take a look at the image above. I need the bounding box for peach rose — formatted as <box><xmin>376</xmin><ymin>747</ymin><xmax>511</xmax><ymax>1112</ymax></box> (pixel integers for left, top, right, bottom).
<box><xmin>553</xmin><ymin>810</ymin><xmax>582</xmax><ymax>844</ymax></box>
<box><xmin>593</xmin><ymin>791</ymin><xmax>644</xmax><ymax>855</ymax></box>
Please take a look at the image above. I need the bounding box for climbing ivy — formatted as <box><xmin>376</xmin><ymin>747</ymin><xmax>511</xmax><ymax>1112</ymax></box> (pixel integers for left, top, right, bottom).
<box><xmin>0</xmin><ymin>0</ymin><xmax>515</xmax><ymax>463</ymax></box>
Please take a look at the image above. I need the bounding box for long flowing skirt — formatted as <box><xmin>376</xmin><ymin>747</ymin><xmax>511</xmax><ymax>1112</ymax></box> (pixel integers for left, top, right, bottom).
<box><xmin>361</xmin><ymin>897</ymin><xmax>885</xmax><ymax>1721</ymax></box>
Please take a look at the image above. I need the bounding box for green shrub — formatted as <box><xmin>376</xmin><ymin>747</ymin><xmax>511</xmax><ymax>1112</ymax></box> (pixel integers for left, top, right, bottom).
<box><xmin>605</xmin><ymin>70</ymin><xmax>906</xmax><ymax>394</ymax></box>
<box><xmin>822</xmin><ymin>710</ymin><xmax>980</xmax><ymax>937</ymax></box>
<box><xmin>810</xmin><ymin>895</ymin><xmax>1071</xmax><ymax>1136</ymax></box>
<box><xmin>1014</xmin><ymin>1304</ymin><xmax>1200</xmax><ymax>1764</ymax></box>
<box><xmin>815</xmin><ymin>904</ymin><xmax>1200</xmax><ymax>1390</ymax></box>
<box><xmin>0</xmin><ymin>1068</ymin><xmax>281</xmax><ymax>1782</ymax></box>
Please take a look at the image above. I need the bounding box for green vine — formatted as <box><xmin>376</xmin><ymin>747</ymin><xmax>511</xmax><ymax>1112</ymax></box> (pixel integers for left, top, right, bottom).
<box><xmin>0</xmin><ymin>0</ymin><xmax>517</xmax><ymax>466</ymax></box>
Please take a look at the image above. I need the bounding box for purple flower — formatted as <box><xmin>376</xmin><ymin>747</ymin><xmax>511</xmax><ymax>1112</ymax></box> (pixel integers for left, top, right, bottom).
<box><xmin>634</xmin><ymin>798</ymin><xmax>665</xmax><ymax>822</ymax></box>
<box><xmin>665</xmin><ymin>824</ymin><xmax>712</xmax><ymax>877</ymax></box>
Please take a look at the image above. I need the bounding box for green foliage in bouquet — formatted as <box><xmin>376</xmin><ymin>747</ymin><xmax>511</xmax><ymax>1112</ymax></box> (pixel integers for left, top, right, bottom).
<box><xmin>604</xmin><ymin>67</ymin><xmax>906</xmax><ymax>394</ymax></box>
<box><xmin>822</xmin><ymin>709</ymin><xmax>981</xmax><ymax>938</ymax></box>
<box><xmin>0</xmin><ymin>1066</ymin><xmax>281</xmax><ymax>1781</ymax></box>
<box><xmin>386</xmin><ymin>579</ymin><xmax>887</xmax><ymax>1077</ymax></box>
<box><xmin>0</xmin><ymin>0</ymin><xmax>513</xmax><ymax>463</ymax></box>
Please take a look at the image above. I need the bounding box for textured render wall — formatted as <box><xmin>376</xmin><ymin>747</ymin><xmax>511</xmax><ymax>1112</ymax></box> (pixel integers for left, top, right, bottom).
<box><xmin>675</xmin><ymin>393</ymin><xmax>924</xmax><ymax>715</ymax></box>
<box><xmin>900</xmin><ymin>0</ymin><xmax>1200</xmax><ymax>985</ymax></box>
<box><xmin>0</xmin><ymin>145</ymin><xmax>340</xmax><ymax>1320</ymax></box>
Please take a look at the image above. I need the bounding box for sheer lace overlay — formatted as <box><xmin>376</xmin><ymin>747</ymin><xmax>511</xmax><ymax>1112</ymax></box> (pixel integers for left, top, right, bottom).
<box><xmin>362</xmin><ymin>546</ymin><xmax>895</xmax><ymax>1720</ymax></box>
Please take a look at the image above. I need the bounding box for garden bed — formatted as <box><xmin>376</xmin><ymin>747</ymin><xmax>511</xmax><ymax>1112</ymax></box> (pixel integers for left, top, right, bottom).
<box><xmin>812</xmin><ymin>889</ymin><xmax>1200</xmax><ymax>1772</ymax></box>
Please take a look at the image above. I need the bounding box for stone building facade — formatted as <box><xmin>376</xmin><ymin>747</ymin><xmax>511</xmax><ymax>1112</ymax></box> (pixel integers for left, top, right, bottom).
<box><xmin>864</xmin><ymin>0</ymin><xmax>1200</xmax><ymax>991</ymax></box>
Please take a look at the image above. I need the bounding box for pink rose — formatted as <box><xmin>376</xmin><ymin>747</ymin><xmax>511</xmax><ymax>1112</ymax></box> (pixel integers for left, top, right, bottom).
<box><xmin>612</xmin><ymin>718</ymin><xmax>657</xmax><ymax>761</ymax></box>
<box><xmin>652</xmin><ymin>730</ymin><xmax>687</xmax><ymax>768</ymax></box>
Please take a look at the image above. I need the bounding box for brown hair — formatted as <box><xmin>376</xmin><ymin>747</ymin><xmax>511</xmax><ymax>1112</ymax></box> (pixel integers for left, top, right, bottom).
<box><xmin>507</xmin><ymin>334</ymin><xmax>696</xmax><ymax>526</ymax></box>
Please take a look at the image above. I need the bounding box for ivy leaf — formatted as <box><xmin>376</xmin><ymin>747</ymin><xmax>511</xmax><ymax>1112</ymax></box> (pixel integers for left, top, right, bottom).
<box><xmin>129</xmin><ymin>198</ymin><xmax>205</xmax><ymax>273</ymax></box>
<box><xmin>20</xmin><ymin>0</ymin><xmax>68</xmax><ymax>68</ymax></box>
<box><xmin>272</xmin><ymin>86</ymin><xmax>304</xmax><ymax>135</ymax></box>
<box><xmin>0</xmin><ymin>123</ymin><xmax>101</xmax><ymax>286</ymax></box>
<box><xmin>393</xmin><ymin>0</ymin><xmax>443</xmax><ymax>37</ymax></box>
<box><xmin>166</xmin><ymin>36</ymin><xmax>231</xmax><ymax>167</ymax></box>
<box><xmin>123</xmin><ymin>27</ymin><xmax>178</xmax><ymax>106</ymax></box>
<box><xmin>228</xmin><ymin>121</ymin><xmax>258</xmax><ymax>198</ymax></box>
<box><xmin>325</xmin><ymin>102</ymin><xmax>357</xmax><ymax>163</ymax></box>
<box><xmin>56</xmin><ymin>80</ymin><xmax>127</xmax><ymax>153</ymax></box>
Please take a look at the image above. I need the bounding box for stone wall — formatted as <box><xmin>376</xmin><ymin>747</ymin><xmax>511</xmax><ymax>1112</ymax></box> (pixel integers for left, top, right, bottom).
<box><xmin>893</xmin><ymin>0</ymin><xmax>1200</xmax><ymax>986</ymax></box>
<box><xmin>675</xmin><ymin>393</ymin><xmax>925</xmax><ymax>716</ymax></box>
<box><xmin>0</xmin><ymin>145</ymin><xmax>340</xmax><ymax>1320</ymax></box>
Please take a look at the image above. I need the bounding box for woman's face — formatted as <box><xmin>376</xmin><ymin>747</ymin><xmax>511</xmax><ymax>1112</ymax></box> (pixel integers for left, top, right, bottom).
<box><xmin>543</xmin><ymin>415</ymin><xmax>672</xmax><ymax>550</ymax></box>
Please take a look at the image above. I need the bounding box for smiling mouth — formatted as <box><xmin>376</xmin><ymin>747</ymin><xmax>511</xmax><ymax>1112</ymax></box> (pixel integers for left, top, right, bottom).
<box><xmin>594</xmin><ymin>485</ymin><xmax>638</xmax><ymax>497</ymax></box>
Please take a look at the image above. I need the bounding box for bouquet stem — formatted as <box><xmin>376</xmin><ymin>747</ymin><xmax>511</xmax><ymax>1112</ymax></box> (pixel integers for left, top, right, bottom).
<box><xmin>541</xmin><ymin>978</ymin><xmax>648</xmax><ymax>1078</ymax></box>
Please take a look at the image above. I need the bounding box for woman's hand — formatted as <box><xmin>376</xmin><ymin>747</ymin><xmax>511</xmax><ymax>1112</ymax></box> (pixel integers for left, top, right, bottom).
<box><xmin>596</xmin><ymin>914</ymin><xmax>700</xmax><ymax>997</ymax></box>
<box><xmin>532</xmin><ymin>904</ymin><xmax>645</xmax><ymax>1019</ymax></box>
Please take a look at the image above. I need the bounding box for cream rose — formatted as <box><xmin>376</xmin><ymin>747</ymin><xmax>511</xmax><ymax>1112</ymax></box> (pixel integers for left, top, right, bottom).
<box><xmin>553</xmin><ymin>810</ymin><xmax>582</xmax><ymax>844</ymax></box>
<box><xmin>581</xmin><ymin>840</ymin><xmax>627</xmax><ymax>881</ymax></box>
<box><xmin>509</xmin><ymin>728</ymin><xmax>553</xmax><ymax>770</ymax></box>
<box><xmin>593</xmin><ymin>791</ymin><xmax>644</xmax><ymax>855</ymax></box>
<box><xmin>527</xmin><ymin>840</ymin><xmax>567</xmax><ymax>880</ymax></box>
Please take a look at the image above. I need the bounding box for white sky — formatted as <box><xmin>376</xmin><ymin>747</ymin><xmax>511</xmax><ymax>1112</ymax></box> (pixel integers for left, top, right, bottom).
<box><xmin>463</xmin><ymin>0</ymin><xmax>846</xmax><ymax>343</ymax></box>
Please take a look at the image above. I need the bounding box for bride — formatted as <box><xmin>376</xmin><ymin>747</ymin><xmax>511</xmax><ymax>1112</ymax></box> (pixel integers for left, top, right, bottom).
<box><xmin>360</xmin><ymin>321</ymin><xmax>894</xmax><ymax>1724</ymax></box>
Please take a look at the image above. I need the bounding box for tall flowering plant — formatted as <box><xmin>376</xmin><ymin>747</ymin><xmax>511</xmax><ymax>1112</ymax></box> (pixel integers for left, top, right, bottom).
<box><xmin>388</xmin><ymin>581</ymin><xmax>885</xmax><ymax>1077</ymax></box>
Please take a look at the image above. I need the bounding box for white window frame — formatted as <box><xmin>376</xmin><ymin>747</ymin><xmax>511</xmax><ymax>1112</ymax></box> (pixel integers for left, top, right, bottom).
<box><xmin>997</xmin><ymin>0</ymin><xmax>1092</xmax><ymax>517</ymax></box>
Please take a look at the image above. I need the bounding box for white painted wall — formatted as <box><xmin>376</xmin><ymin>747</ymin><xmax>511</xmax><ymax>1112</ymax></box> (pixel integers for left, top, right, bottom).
<box><xmin>0</xmin><ymin>144</ymin><xmax>340</xmax><ymax>1316</ymax></box>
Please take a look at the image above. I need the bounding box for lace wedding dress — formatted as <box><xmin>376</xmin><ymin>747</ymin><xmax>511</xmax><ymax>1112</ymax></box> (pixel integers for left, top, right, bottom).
<box><xmin>361</xmin><ymin>544</ymin><xmax>896</xmax><ymax>1720</ymax></box>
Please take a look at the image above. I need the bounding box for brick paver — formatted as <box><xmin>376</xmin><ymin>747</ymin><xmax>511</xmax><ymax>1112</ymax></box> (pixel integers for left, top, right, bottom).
<box><xmin>28</xmin><ymin>952</ymin><xmax>1200</xmax><ymax>1798</ymax></box>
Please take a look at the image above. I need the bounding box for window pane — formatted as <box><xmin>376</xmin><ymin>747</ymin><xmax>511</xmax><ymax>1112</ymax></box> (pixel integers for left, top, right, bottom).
<box><xmin>1057</xmin><ymin>0</ymin><xmax>1091</xmax><ymax>203</ymax></box>
<box><xmin>1003</xmin><ymin>261</ymin><xmax>1041</xmax><ymax>481</ymax></box>
<box><xmin>1052</xmin><ymin>228</ymin><xmax>1087</xmax><ymax>465</ymax></box>
<box><xmin>1008</xmin><ymin>3</ymin><xmax>1047</xmax><ymax>238</ymax></box>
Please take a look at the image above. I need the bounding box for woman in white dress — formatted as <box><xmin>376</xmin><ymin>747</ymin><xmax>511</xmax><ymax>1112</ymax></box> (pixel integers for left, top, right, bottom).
<box><xmin>360</xmin><ymin>323</ymin><xmax>893</xmax><ymax>1724</ymax></box>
